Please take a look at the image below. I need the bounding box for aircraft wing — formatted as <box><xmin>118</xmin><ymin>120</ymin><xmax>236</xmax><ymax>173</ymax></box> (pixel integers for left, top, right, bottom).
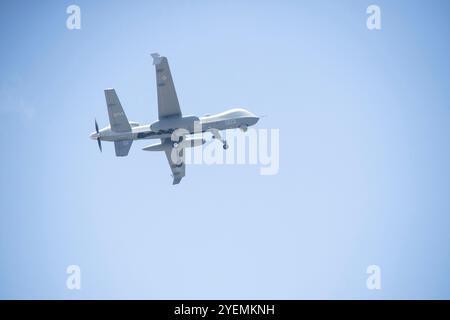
<box><xmin>162</xmin><ymin>139</ymin><xmax>185</xmax><ymax>185</ymax></box>
<box><xmin>151</xmin><ymin>53</ymin><xmax>182</xmax><ymax>119</ymax></box>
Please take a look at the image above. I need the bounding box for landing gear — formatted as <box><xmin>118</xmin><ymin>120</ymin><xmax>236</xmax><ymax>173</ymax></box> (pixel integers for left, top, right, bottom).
<box><xmin>240</xmin><ymin>125</ymin><xmax>248</xmax><ymax>132</ymax></box>
<box><xmin>172</xmin><ymin>135</ymin><xmax>183</xmax><ymax>148</ymax></box>
<box><xmin>210</xmin><ymin>129</ymin><xmax>228</xmax><ymax>150</ymax></box>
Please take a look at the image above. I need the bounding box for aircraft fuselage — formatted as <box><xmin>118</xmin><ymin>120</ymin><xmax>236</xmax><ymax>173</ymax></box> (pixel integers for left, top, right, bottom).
<box><xmin>90</xmin><ymin>53</ymin><xmax>259</xmax><ymax>184</ymax></box>
<box><xmin>90</xmin><ymin>108</ymin><xmax>259</xmax><ymax>142</ymax></box>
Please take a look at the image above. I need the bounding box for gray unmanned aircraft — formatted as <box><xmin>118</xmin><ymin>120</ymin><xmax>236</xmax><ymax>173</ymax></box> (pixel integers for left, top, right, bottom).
<box><xmin>90</xmin><ymin>53</ymin><xmax>259</xmax><ymax>184</ymax></box>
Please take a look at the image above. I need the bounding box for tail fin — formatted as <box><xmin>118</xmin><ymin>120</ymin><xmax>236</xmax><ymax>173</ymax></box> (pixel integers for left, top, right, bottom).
<box><xmin>114</xmin><ymin>140</ymin><xmax>133</xmax><ymax>157</ymax></box>
<box><xmin>104</xmin><ymin>89</ymin><xmax>132</xmax><ymax>132</ymax></box>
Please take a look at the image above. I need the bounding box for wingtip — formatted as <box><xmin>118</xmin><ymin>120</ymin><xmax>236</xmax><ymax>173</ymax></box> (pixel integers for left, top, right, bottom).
<box><xmin>172</xmin><ymin>176</ymin><xmax>182</xmax><ymax>185</ymax></box>
<box><xmin>151</xmin><ymin>53</ymin><xmax>163</xmax><ymax>65</ymax></box>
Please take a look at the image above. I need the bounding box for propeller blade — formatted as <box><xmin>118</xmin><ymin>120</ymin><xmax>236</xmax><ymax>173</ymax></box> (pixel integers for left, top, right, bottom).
<box><xmin>95</xmin><ymin>119</ymin><xmax>99</xmax><ymax>133</ymax></box>
<box><xmin>97</xmin><ymin>138</ymin><xmax>102</xmax><ymax>152</ymax></box>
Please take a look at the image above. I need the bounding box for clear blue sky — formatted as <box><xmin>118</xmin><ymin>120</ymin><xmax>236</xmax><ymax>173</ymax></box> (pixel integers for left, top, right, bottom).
<box><xmin>1</xmin><ymin>0</ymin><xmax>449</xmax><ymax>299</ymax></box>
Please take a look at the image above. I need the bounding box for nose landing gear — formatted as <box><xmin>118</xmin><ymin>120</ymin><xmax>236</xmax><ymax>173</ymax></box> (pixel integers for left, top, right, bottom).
<box><xmin>210</xmin><ymin>129</ymin><xmax>228</xmax><ymax>150</ymax></box>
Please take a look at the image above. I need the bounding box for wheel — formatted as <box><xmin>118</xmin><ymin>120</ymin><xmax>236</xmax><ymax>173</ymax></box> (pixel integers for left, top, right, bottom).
<box><xmin>223</xmin><ymin>143</ymin><xmax>229</xmax><ymax>150</ymax></box>
<box><xmin>240</xmin><ymin>125</ymin><xmax>248</xmax><ymax>132</ymax></box>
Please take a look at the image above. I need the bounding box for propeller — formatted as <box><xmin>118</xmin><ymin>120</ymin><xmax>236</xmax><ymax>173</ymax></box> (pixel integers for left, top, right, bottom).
<box><xmin>95</xmin><ymin>119</ymin><xmax>102</xmax><ymax>152</ymax></box>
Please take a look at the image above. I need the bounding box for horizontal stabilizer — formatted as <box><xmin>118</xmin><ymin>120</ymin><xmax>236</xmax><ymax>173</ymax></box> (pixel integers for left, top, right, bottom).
<box><xmin>105</xmin><ymin>89</ymin><xmax>132</xmax><ymax>132</ymax></box>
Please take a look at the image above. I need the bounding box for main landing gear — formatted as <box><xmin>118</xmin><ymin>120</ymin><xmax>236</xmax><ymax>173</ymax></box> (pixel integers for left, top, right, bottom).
<box><xmin>172</xmin><ymin>135</ymin><xmax>183</xmax><ymax>148</ymax></box>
